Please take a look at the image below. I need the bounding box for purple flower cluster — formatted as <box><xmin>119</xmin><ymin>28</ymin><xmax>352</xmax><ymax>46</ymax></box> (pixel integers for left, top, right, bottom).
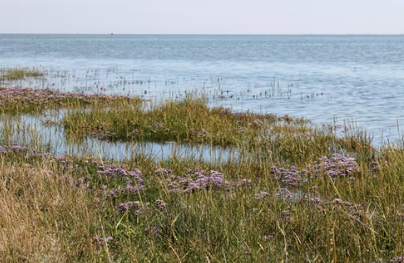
<box><xmin>31</xmin><ymin>150</ymin><xmax>57</xmax><ymax>158</ymax></box>
<box><xmin>116</xmin><ymin>201</ymin><xmax>141</xmax><ymax>212</ymax></box>
<box><xmin>270</xmin><ymin>165</ymin><xmax>307</xmax><ymax>186</ymax></box>
<box><xmin>163</xmin><ymin>168</ymin><xmax>251</xmax><ymax>194</ymax></box>
<box><xmin>126</xmin><ymin>184</ymin><xmax>145</xmax><ymax>194</ymax></box>
<box><xmin>98</xmin><ymin>167</ymin><xmax>145</xmax><ymax>197</ymax></box>
<box><xmin>155</xmin><ymin>168</ymin><xmax>173</xmax><ymax>177</ymax></box>
<box><xmin>391</xmin><ymin>257</ymin><xmax>404</xmax><ymax>263</ymax></box>
<box><xmin>281</xmin><ymin>210</ymin><xmax>292</xmax><ymax>221</ymax></box>
<box><xmin>255</xmin><ymin>191</ymin><xmax>270</xmax><ymax>199</ymax></box>
<box><xmin>155</xmin><ymin>199</ymin><xmax>167</xmax><ymax>209</ymax></box>
<box><xmin>61</xmin><ymin>175</ymin><xmax>91</xmax><ymax>191</ymax></box>
<box><xmin>0</xmin><ymin>144</ymin><xmax>28</xmax><ymax>154</ymax></box>
<box><xmin>98</xmin><ymin>167</ymin><xmax>143</xmax><ymax>182</ymax></box>
<box><xmin>91</xmin><ymin>160</ymin><xmax>110</xmax><ymax>168</ymax></box>
<box><xmin>174</xmin><ymin>170</ymin><xmax>229</xmax><ymax>193</ymax></box>
<box><xmin>270</xmin><ymin>154</ymin><xmax>359</xmax><ymax>186</ymax></box>
<box><xmin>58</xmin><ymin>159</ymin><xmax>75</xmax><ymax>172</ymax></box>
<box><xmin>106</xmin><ymin>182</ymin><xmax>145</xmax><ymax>198</ymax></box>
<box><xmin>313</xmin><ymin>154</ymin><xmax>359</xmax><ymax>179</ymax></box>
<box><xmin>116</xmin><ymin>201</ymin><xmax>150</xmax><ymax>217</ymax></box>
<box><xmin>276</xmin><ymin>187</ymin><xmax>295</xmax><ymax>199</ymax></box>
<box><xmin>155</xmin><ymin>122</ymin><xmax>163</xmax><ymax>129</ymax></box>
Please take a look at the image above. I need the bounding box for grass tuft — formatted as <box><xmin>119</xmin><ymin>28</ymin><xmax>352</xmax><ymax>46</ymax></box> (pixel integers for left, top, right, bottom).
<box><xmin>0</xmin><ymin>67</ymin><xmax>44</xmax><ymax>81</ymax></box>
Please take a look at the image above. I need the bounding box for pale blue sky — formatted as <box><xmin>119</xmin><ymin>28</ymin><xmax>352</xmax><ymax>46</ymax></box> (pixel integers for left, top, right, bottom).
<box><xmin>1</xmin><ymin>0</ymin><xmax>403</xmax><ymax>34</ymax></box>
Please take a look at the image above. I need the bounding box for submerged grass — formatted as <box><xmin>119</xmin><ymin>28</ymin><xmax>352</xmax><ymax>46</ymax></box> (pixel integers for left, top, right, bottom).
<box><xmin>0</xmin><ymin>67</ymin><xmax>44</xmax><ymax>81</ymax></box>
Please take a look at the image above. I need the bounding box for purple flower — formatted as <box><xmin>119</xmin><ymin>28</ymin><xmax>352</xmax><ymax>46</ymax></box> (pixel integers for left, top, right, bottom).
<box><xmin>155</xmin><ymin>168</ymin><xmax>173</xmax><ymax>176</ymax></box>
<box><xmin>155</xmin><ymin>199</ymin><xmax>167</xmax><ymax>209</ymax></box>
<box><xmin>126</xmin><ymin>184</ymin><xmax>145</xmax><ymax>194</ymax></box>
<box><xmin>164</xmin><ymin>169</ymin><xmax>251</xmax><ymax>193</ymax></box>
<box><xmin>117</xmin><ymin>201</ymin><xmax>141</xmax><ymax>212</ymax></box>
<box><xmin>255</xmin><ymin>191</ymin><xmax>270</xmax><ymax>199</ymax></box>
<box><xmin>156</xmin><ymin>122</ymin><xmax>163</xmax><ymax>129</ymax></box>
<box><xmin>144</xmin><ymin>226</ymin><xmax>162</xmax><ymax>238</ymax></box>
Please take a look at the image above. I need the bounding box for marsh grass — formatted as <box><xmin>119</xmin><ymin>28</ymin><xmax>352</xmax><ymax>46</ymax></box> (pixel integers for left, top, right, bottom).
<box><xmin>0</xmin><ymin>67</ymin><xmax>44</xmax><ymax>82</ymax></box>
<box><xmin>63</xmin><ymin>96</ymin><xmax>375</xmax><ymax>164</ymax></box>
<box><xmin>1</xmin><ymin>83</ymin><xmax>403</xmax><ymax>262</ymax></box>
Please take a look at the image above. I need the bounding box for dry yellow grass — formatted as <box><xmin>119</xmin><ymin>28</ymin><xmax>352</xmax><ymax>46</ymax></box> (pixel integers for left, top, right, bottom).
<box><xmin>0</xmin><ymin>160</ymin><xmax>104</xmax><ymax>262</ymax></box>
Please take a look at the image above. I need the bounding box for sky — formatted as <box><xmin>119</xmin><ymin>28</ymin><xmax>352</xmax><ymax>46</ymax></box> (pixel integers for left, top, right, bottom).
<box><xmin>1</xmin><ymin>0</ymin><xmax>404</xmax><ymax>34</ymax></box>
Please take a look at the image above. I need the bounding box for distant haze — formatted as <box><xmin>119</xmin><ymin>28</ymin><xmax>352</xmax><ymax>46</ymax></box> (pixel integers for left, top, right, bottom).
<box><xmin>1</xmin><ymin>0</ymin><xmax>404</xmax><ymax>34</ymax></box>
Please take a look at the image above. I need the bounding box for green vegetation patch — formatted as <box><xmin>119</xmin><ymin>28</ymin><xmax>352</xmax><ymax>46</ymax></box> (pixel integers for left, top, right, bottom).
<box><xmin>63</xmin><ymin>97</ymin><xmax>373</xmax><ymax>163</ymax></box>
<box><xmin>0</xmin><ymin>67</ymin><xmax>44</xmax><ymax>81</ymax></box>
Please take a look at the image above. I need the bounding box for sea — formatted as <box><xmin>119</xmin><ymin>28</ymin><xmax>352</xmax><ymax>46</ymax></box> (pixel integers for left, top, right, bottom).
<box><xmin>1</xmin><ymin>34</ymin><xmax>404</xmax><ymax>145</ymax></box>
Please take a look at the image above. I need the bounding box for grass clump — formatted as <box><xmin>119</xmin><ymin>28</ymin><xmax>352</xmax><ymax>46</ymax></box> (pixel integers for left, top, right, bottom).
<box><xmin>0</xmin><ymin>87</ymin><xmax>141</xmax><ymax>114</ymax></box>
<box><xmin>63</xmin><ymin>96</ymin><xmax>305</xmax><ymax>145</ymax></box>
<box><xmin>0</xmin><ymin>67</ymin><xmax>44</xmax><ymax>81</ymax></box>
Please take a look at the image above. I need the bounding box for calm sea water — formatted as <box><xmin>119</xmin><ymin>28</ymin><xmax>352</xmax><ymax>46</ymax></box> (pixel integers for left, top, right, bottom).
<box><xmin>1</xmin><ymin>34</ymin><xmax>404</xmax><ymax>143</ymax></box>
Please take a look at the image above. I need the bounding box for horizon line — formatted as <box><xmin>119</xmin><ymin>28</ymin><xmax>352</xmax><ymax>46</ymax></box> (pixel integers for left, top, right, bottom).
<box><xmin>1</xmin><ymin>33</ymin><xmax>404</xmax><ymax>36</ymax></box>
